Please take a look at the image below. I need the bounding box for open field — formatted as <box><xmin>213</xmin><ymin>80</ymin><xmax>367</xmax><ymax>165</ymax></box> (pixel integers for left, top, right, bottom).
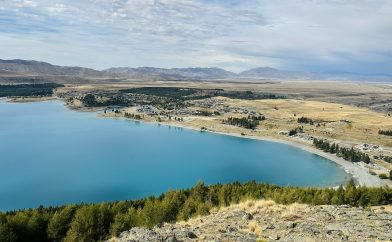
<box><xmin>220</xmin><ymin>98</ymin><xmax>392</xmax><ymax>147</ymax></box>
<box><xmin>57</xmin><ymin>80</ymin><xmax>392</xmax><ymax>112</ymax></box>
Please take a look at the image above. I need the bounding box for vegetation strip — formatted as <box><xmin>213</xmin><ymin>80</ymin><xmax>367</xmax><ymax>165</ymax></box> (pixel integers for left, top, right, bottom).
<box><xmin>313</xmin><ymin>138</ymin><xmax>371</xmax><ymax>164</ymax></box>
<box><xmin>222</xmin><ymin>116</ymin><xmax>261</xmax><ymax>130</ymax></box>
<box><xmin>378</xmin><ymin>130</ymin><xmax>392</xmax><ymax>136</ymax></box>
<box><xmin>1</xmin><ymin>180</ymin><xmax>391</xmax><ymax>242</ymax></box>
<box><xmin>0</xmin><ymin>83</ymin><xmax>63</xmax><ymax>97</ymax></box>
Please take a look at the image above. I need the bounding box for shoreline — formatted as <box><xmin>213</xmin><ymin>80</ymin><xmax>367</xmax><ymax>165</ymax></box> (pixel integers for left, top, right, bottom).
<box><xmin>3</xmin><ymin>97</ymin><xmax>389</xmax><ymax>187</ymax></box>
<box><xmin>102</xmin><ymin>113</ymin><xmax>388</xmax><ymax>188</ymax></box>
<box><xmin>5</xmin><ymin>96</ymin><xmax>58</xmax><ymax>103</ymax></box>
<box><xmin>197</xmin><ymin>129</ymin><xmax>385</xmax><ymax>187</ymax></box>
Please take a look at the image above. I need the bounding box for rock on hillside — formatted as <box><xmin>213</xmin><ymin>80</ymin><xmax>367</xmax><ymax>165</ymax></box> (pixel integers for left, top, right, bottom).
<box><xmin>111</xmin><ymin>200</ymin><xmax>392</xmax><ymax>242</ymax></box>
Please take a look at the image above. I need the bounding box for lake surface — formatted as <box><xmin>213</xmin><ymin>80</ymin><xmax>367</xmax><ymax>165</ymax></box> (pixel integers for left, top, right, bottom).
<box><xmin>0</xmin><ymin>100</ymin><xmax>348</xmax><ymax>211</ymax></box>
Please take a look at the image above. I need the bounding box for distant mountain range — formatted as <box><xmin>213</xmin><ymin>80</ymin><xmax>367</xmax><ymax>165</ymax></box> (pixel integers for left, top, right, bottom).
<box><xmin>0</xmin><ymin>59</ymin><xmax>391</xmax><ymax>83</ymax></box>
<box><xmin>237</xmin><ymin>67</ymin><xmax>317</xmax><ymax>79</ymax></box>
<box><xmin>105</xmin><ymin>66</ymin><xmax>234</xmax><ymax>80</ymax></box>
<box><xmin>0</xmin><ymin>59</ymin><xmax>104</xmax><ymax>77</ymax></box>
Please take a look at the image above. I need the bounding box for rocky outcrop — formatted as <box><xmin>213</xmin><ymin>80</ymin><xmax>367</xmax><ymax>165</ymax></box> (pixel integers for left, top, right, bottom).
<box><xmin>111</xmin><ymin>200</ymin><xmax>392</xmax><ymax>242</ymax></box>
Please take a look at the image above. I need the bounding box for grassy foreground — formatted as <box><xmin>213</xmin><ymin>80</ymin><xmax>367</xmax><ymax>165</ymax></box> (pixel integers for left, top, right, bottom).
<box><xmin>1</xmin><ymin>180</ymin><xmax>391</xmax><ymax>242</ymax></box>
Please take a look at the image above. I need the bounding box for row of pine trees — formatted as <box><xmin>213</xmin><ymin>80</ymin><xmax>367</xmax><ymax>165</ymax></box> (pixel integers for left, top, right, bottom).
<box><xmin>313</xmin><ymin>138</ymin><xmax>371</xmax><ymax>163</ymax></box>
<box><xmin>222</xmin><ymin>117</ymin><xmax>260</xmax><ymax>130</ymax></box>
<box><xmin>378</xmin><ymin>130</ymin><xmax>392</xmax><ymax>136</ymax></box>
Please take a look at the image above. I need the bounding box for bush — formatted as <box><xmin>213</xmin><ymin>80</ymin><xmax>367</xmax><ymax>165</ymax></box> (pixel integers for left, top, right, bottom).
<box><xmin>198</xmin><ymin>110</ymin><xmax>213</xmax><ymax>116</ymax></box>
<box><xmin>223</xmin><ymin>117</ymin><xmax>259</xmax><ymax>130</ymax></box>
<box><xmin>297</xmin><ymin>117</ymin><xmax>314</xmax><ymax>125</ymax></box>
<box><xmin>289</xmin><ymin>127</ymin><xmax>303</xmax><ymax>136</ymax></box>
<box><xmin>289</xmin><ymin>129</ymin><xmax>297</xmax><ymax>136</ymax></box>
<box><xmin>379</xmin><ymin>174</ymin><xmax>389</xmax><ymax>179</ymax></box>
<box><xmin>390</xmin><ymin>170</ymin><xmax>392</xmax><ymax>180</ymax></box>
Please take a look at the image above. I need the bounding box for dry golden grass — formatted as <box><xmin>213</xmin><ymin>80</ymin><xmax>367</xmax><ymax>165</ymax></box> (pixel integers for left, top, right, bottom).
<box><xmin>371</xmin><ymin>205</ymin><xmax>392</xmax><ymax>213</ymax></box>
<box><xmin>57</xmin><ymin>80</ymin><xmax>392</xmax><ymax>109</ymax></box>
<box><xmin>222</xmin><ymin>199</ymin><xmax>307</xmax><ymax>219</ymax></box>
<box><xmin>183</xmin><ymin>97</ymin><xmax>392</xmax><ymax>150</ymax></box>
<box><xmin>256</xmin><ymin>238</ymin><xmax>268</xmax><ymax>242</ymax></box>
<box><xmin>59</xmin><ymin>80</ymin><xmax>392</xmax><ymax>103</ymax></box>
<box><xmin>280</xmin><ymin>203</ymin><xmax>308</xmax><ymax>218</ymax></box>
<box><xmin>248</xmin><ymin>220</ymin><xmax>263</xmax><ymax>236</ymax></box>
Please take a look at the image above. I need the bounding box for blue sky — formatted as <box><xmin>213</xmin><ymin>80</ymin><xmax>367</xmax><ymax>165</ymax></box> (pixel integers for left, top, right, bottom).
<box><xmin>0</xmin><ymin>0</ymin><xmax>391</xmax><ymax>74</ymax></box>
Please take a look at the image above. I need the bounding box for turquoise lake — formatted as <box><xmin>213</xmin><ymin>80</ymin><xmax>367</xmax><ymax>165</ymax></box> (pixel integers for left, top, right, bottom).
<box><xmin>0</xmin><ymin>100</ymin><xmax>349</xmax><ymax>211</ymax></box>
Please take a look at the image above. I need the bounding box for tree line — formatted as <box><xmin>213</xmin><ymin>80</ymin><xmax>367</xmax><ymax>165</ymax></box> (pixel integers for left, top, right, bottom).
<box><xmin>248</xmin><ymin>114</ymin><xmax>266</xmax><ymax>121</ymax></box>
<box><xmin>219</xmin><ymin>91</ymin><xmax>286</xmax><ymax>100</ymax></box>
<box><xmin>0</xmin><ymin>83</ymin><xmax>63</xmax><ymax>97</ymax></box>
<box><xmin>378</xmin><ymin>130</ymin><xmax>392</xmax><ymax>136</ymax></box>
<box><xmin>82</xmin><ymin>94</ymin><xmax>128</xmax><ymax>107</ymax></box>
<box><xmin>222</xmin><ymin>117</ymin><xmax>260</xmax><ymax>130</ymax></box>
<box><xmin>120</xmin><ymin>87</ymin><xmax>201</xmax><ymax>100</ymax></box>
<box><xmin>197</xmin><ymin>110</ymin><xmax>213</xmax><ymax>116</ymax></box>
<box><xmin>313</xmin><ymin>138</ymin><xmax>371</xmax><ymax>163</ymax></box>
<box><xmin>0</xmin><ymin>180</ymin><xmax>391</xmax><ymax>242</ymax></box>
<box><xmin>124</xmin><ymin>112</ymin><xmax>142</xmax><ymax>120</ymax></box>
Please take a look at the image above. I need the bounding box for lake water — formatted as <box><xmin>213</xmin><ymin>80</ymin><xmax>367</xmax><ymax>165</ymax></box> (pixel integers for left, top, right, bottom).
<box><xmin>0</xmin><ymin>100</ymin><xmax>348</xmax><ymax>211</ymax></box>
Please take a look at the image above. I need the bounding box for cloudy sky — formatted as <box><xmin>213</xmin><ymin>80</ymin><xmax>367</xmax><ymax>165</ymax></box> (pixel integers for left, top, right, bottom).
<box><xmin>0</xmin><ymin>0</ymin><xmax>391</xmax><ymax>74</ymax></box>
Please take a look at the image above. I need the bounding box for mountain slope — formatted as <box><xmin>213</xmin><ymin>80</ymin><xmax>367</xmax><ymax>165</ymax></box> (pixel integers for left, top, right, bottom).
<box><xmin>105</xmin><ymin>67</ymin><xmax>235</xmax><ymax>79</ymax></box>
<box><xmin>1</xmin><ymin>59</ymin><xmax>391</xmax><ymax>82</ymax></box>
<box><xmin>0</xmin><ymin>59</ymin><xmax>105</xmax><ymax>77</ymax></box>
<box><xmin>238</xmin><ymin>67</ymin><xmax>317</xmax><ymax>79</ymax></box>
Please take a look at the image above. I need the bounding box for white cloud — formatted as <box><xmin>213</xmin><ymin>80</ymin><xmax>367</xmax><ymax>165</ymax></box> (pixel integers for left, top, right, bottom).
<box><xmin>47</xmin><ymin>3</ymin><xmax>68</xmax><ymax>14</ymax></box>
<box><xmin>0</xmin><ymin>0</ymin><xmax>391</xmax><ymax>74</ymax></box>
<box><xmin>11</xmin><ymin>0</ymin><xmax>37</xmax><ymax>8</ymax></box>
